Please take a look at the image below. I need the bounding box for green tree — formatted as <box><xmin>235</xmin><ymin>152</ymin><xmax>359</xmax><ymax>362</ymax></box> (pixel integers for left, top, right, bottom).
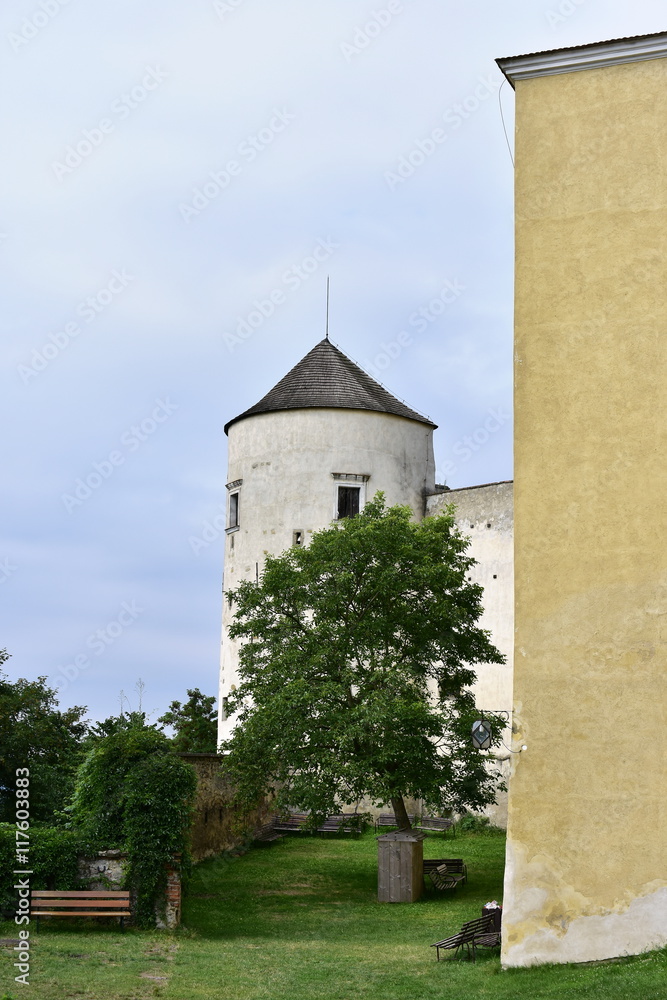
<box><xmin>84</xmin><ymin>710</ymin><xmax>160</xmax><ymax>745</ymax></box>
<box><xmin>0</xmin><ymin>652</ymin><xmax>88</xmax><ymax>823</ymax></box>
<box><xmin>221</xmin><ymin>495</ymin><xmax>505</xmax><ymax>829</ymax></box>
<box><xmin>158</xmin><ymin>688</ymin><xmax>218</xmax><ymax>753</ymax></box>
<box><xmin>71</xmin><ymin>726</ymin><xmax>170</xmax><ymax>845</ymax></box>
<box><xmin>71</xmin><ymin>726</ymin><xmax>196</xmax><ymax>925</ymax></box>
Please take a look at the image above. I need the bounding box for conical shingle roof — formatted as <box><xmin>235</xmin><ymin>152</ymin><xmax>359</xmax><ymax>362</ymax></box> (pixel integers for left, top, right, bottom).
<box><xmin>224</xmin><ymin>339</ymin><xmax>436</xmax><ymax>434</ymax></box>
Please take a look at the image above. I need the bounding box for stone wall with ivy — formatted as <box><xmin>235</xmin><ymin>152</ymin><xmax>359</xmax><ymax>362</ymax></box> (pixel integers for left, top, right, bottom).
<box><xmin>78</xmin><ymin>848</ymin><xmax>182</xmax><ymax>928</ymax></box>
<box><xmin>177</xmin><ymin>753</ymin><xmax>274</xmax><ymax>861</ymax></box>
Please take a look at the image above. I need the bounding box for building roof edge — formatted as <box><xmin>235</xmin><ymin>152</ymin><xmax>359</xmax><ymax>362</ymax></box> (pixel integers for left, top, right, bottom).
<box><xmin>497</xmin><ymin>30</ymin><xmax>667</xmax><ymax>88</ymax></box>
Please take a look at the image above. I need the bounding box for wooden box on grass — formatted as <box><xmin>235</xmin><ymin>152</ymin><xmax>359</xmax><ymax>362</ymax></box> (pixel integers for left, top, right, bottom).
<box><xmin>377</xmin><ymin>830</ymin><xmax>426</xmax><ymax>902</ymax></box>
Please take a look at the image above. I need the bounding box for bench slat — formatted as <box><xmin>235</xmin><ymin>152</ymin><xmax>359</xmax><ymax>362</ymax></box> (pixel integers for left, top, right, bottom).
<box><xmin>31</xmin><ymin>891</ymin><xmax>129</xmax><ymax>899</ymax></box>
<box><xmin>31</xmin><ymin>910</ymin><xmax>132</xmax><ymax>918</ymax></box>
<box><xmin>417</xmin><ymin>816</ymin><xmax>454</xmax><ymax>832</ymax></box>
<box><xmin>31</xmin><ymin>899</ymin><xmax>130</xmax><ymax>909</ymax></box>
<box><xmin>431</xmin><ymin>913</ymin><xmax>499</xmax><ymax>961</ymax></box>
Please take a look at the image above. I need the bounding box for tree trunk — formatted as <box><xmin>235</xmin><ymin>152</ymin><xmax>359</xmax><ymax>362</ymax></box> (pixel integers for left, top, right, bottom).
<box><xmin>391</xmin><ymin>795</ymin><xmax>412</xmax><ymax>830</ymax></box>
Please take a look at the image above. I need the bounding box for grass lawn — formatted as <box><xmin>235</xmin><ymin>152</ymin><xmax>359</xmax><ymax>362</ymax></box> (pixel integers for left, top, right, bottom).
<box><xmin>1</xmin><ymin>828</ymin><xmax>665</xmax><ymax>999</ymax></box>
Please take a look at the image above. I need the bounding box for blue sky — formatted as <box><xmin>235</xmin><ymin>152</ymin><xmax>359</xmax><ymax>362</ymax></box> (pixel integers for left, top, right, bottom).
<box><xmin>2</xmin><ymin>0</ymin><xmax>665</xmax><ymax>724</ymax></box>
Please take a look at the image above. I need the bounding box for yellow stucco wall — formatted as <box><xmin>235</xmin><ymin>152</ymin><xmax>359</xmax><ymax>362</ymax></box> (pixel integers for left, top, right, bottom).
<box><xmin>503</xmin><ymin>55</ymin><xmax>667</xmax><ymax>966</ymax></box>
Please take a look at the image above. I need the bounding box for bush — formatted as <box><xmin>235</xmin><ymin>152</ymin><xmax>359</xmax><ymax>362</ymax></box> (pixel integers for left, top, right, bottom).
<box><xmin>456</xmin><ymin>813</ymin><xmax>503</xmax><ymax>834</ymax></box>
<box><xmin>124</xmin><ymin>753</ymin><xmax>197</xmax><ymax>925</ymax></box>
<box><xmin>0</xmin><ymin>824</ymin><xmax>96</xmax><ymax>915</ymax></box>
<box><xmin>71</xmin><ymin>726</ymin><xmax>197</xmax><ymax>926</ymax></box>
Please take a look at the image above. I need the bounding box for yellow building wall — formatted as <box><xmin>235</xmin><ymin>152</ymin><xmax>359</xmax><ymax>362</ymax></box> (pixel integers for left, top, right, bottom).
<box><xmin>503</xmin><ymin>55</ymin><xmax>667</xmax><ymax>966</ymax></box>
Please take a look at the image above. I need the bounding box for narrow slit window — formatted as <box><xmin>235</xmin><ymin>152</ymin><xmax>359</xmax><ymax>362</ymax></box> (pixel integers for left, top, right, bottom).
<box><xmin>337</xmin><ymin>485</ymin><xmax>360</xmax><ymax>519</ymax></box>
<box><xmin>228</xmin><ymin>492</ymin><xmax>239</xmax><ymax>528</ymax></box>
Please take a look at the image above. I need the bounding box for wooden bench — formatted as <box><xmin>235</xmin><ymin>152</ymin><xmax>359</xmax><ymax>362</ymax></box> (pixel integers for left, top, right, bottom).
<box><xmin>423</xmin><ymin>858</ymin><xmax>467</xmax><ymax>884</ymax></box>
<box><xmin>271</xmin><ymin>812</ymin><xmax>310</xmax><ymax>833</ymax></box>
<box><xmin>417</xmin><ymin>816</ymin><xmax>455</xmax><ymax>836</ymax></box>
<box><xmin>427</xmin><ymin>863</ymin><xmax>467</xmax><ymax>892</ymax></box>
<box><xmin>31</xmin><ymin>890</ymin><xmax>131</xmax><ymax>929</ymax></box>
<box><xmin>374</xmin><ymin>813</ymin><xmax>416</xmax><ymax>831</ymax></box>
<box><xmin>316</xmin><ymin>814</ymin><xmax>360</xmax><ymax>835</ymax></box>
<box><xmin>253</xmin><ymin>822</ymin><xmax>286</xmax><ymax>844</ymax></box>
<box><xmin>431</xmin><ymin>912</ymin><xmax>501</xmax><ymax>961</ymax></box>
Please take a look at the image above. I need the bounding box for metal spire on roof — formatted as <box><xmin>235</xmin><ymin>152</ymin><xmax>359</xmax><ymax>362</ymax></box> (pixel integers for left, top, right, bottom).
<box><xmin>325</xmin><ymin>275</ymin><xmax>330</xmax><ymax>340</ymax></box>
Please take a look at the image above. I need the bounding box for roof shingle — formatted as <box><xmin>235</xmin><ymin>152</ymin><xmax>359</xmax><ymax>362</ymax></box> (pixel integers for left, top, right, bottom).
<box><xmin>224</xmin><ymin>339</ymin><xmax>436</xmax><ymax>434</ymax></box>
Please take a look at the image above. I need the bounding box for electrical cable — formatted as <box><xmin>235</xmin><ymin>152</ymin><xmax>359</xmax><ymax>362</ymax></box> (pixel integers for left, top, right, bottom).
<box><xmin>498</xmin><ymin>78</ymin><xmax>515</xmax><ymax>167</ymax></box>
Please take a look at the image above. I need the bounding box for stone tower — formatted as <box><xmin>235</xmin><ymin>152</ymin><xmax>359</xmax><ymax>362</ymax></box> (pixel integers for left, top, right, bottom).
<box><xmin>218</xmin><ymin>338</ymin><xmax>437</xmax><ymax>742</ymax></box>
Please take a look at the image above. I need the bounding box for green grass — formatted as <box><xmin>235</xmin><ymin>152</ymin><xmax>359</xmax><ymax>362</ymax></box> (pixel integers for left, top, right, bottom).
<box><xmin>1</xmin><ymin>829</ymin><xmax>666</xmax><ymax>999</ymax></box>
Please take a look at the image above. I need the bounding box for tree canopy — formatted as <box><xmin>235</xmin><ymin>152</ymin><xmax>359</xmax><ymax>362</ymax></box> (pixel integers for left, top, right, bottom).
<box><xmin>0</xmin><ymin>652</ymin><xmax>88</xmax><ymax>823</ymax></box>
<box><xmin>220</xmin><ymin>495</ymin><xmax>505</xmax><ymax>828</ymax></box>
<box><xmin>158</xmin><ymin>688</ymin><xmax>218</xmax><ymax>753</ymax></box>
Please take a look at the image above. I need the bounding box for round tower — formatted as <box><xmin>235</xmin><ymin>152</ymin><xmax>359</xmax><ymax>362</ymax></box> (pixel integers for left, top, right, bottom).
<box><xmin>218</xmin><ymin>338</ymin><xmax>436</xmax><ymax>742</ymax></box>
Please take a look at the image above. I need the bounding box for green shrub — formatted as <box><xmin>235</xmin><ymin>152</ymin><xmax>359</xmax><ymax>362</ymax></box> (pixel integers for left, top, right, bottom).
<box><xmin>123</xmin><ymin>753</ymin><xmax>197</xmax><ymax>926</ymax></box>
<box><xmin>71</xmin><ymin>726</ymin><xmax>196</xmax><ymax>926</ymax></box>
<box><xmin>456</xmin><ymin>812</ymin><xmax>503</xmax><ymax>834</ymax></box>
<box><xmin>0</xmin><ymin>823</ymin><xmax>96</xmax><ymax>914</ymax></box>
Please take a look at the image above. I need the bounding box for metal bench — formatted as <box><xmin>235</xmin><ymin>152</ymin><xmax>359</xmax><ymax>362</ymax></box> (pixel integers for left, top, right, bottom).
<box><xmin>431</xmin><ymin>912</ymin><xmax>500</xmax><ymax>961</ymax></box>
<box><xmin>423</xmin><ymin>858</ymin><xmax>467</xmax><ymax>884</ymax></box>
<box><xmin>31</xmin><ymin>890</ymin><xmax>131</xmax><ymax>929</ymax></box>
<box><xmin>427</xmin><ymin>863</ymin><xmax>467</xmax><ymax>892</ymax></box>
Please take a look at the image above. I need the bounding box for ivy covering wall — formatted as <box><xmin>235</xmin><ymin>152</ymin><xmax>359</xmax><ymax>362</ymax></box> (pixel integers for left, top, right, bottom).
<box><xmin>71</xmin><ymin>727</ymin><xmax>197</xmax><ymax>926</ymax></box>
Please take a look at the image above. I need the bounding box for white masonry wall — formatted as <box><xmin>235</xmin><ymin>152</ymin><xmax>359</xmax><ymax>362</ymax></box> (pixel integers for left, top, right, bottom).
<box><xmin>426</xmin><ymin>480</ymin><xmax>514</xmax><ymax>826</ymax></box>
<box><xmin>218</xmin><ymin>406</ymin><xmax>436</xmax><ymax>744</ymax></box>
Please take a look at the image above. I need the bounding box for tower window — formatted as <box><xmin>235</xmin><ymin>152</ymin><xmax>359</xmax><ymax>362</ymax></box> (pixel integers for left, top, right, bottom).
<box><xmin>293</xmin><ymin>530</ymin><xmax>304</xmax><ymax>546</ymax></box>
<box><xmin>228</xmin><ymin>491</ymin><xmax>239</xmax><ymax>529</ymax></box>
<box><xmin>225</xmin><ymin>479</ymin><xmax>242</xmax><ymax>534</ymax></box>
<box><xmin>332</xmin><ymin>473</ymin><xmax>369</xmax><ymax>520</ymax></box>
<box><xmin>337</xmin><ymin>486</ymin><xmax>360</xmax><ymax>519</ymax></box>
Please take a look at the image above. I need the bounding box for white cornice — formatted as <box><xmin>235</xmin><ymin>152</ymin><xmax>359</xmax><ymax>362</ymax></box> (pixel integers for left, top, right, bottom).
<box><xmin>497</xmin><ymin>32</ymin><xmax>667</xmax><ymax>88</ymax></box>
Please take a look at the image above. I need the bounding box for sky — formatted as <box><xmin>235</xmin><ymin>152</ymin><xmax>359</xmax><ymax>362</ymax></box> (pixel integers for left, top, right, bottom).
<box><xmin>3</xmin><ymin>0</ymin><xmax>665</xmax><ymax>726</ymax></box>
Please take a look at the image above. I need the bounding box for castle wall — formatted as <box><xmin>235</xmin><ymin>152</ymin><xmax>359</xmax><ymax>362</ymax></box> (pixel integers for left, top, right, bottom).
<box><xmin>500</xmin><ymin>43</ymin><xmax>667</xmax><ymax>966</ymax></box>
<box><xmin>219</xmin><ymin>406</ymin><xmax>435</xmax><ymax>742</ymax></box>
<box><xmin>177</xmin><ymin>753</ymin><xmax>275</xmax><ymax>861</ymax></box>
<box><xmin>426</xmin><ymin>480</ymin><xmax>514</xmax><ymax>826</ymax></box>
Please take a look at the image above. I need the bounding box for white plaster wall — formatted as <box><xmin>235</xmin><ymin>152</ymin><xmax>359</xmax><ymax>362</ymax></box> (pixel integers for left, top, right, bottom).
<box><xmin>426</xmin><ymin>481</ymin><xmax>514</xmax><ymax>825</ymax></box>
<box><xmin>218</xmin><ymin>406</ymin><xmax>435</xmax><ymax>742</ymax></box>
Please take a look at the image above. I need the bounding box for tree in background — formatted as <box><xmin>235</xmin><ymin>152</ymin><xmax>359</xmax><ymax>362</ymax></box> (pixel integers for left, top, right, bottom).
<box><xmin>84</xmin><ymin>710</ymin><xmax>160</xmax><ymax>744</ymax></box>
<box><xmin>158</xmin><ymin>688</ymin><xmax>218</xmax><ymax>753</ymax></box>
<box><xmin>0</xmin><ymin>651</ymin><xmax>88</xmax><ymax>823</ymax></box>
<box><xmin>221</xmin><ymin>495</ymin><xmax>505</xmax><ymax>829</ymax></box>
